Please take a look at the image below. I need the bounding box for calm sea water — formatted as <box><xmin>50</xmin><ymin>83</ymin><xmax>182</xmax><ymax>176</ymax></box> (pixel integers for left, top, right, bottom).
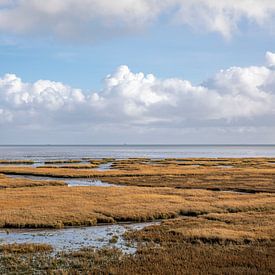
<box><xmin>0</xmin><ymin>145</ymin><xmax>275</xmax><ymax>161</ymax></box>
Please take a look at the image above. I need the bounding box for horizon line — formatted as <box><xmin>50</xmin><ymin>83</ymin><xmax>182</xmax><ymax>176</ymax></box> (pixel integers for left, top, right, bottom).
<box><xmin>0</xmin><ymin>144</ymin><xmax>275</xmax><ymax>146</ymax></box>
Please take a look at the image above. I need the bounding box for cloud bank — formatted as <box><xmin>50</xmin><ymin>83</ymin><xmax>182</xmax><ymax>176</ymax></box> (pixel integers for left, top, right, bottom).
<box><xmin>0</xmin><ymin>0</ymin><xmax>275</xmax><ymax>41</ymax></box>
<box><xmin>0</xmin><ymin>52</ymin><xmax>274</xmax><ymax>134</ymax></box>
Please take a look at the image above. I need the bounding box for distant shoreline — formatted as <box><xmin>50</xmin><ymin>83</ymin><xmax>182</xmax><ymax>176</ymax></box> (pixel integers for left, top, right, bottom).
<box><xmin>0</xmin><ymin>144</ymin><xmax>275</xmax><ymax>147</ymax></box>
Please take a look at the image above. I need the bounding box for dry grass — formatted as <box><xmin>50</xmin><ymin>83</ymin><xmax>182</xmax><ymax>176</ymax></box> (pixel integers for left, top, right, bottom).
<box><xmin>108</xmin><ymin>158</ymin><xmax>275</xmax><ymax>193</ymax></box>
<box><xmin>157</xmin><ymin>214</ymin><xmax>274</xmax><ymax>244</ymax></box>
<box><xmin>106</xmin><ymin>212</ymin><xmax>274</xmax><ymax>274</ymax></box>
<box><xmin>0</xmin><ymin>185</ymin><xmax>274</xmax><ymax>228</ymax></box>
<box><xmin>0</xmin><ymin>186</ymin><xmax>202</xmax><ymax>228</ymax></box>
<box><xmin>0</xmin><ymin>243</ymin><xmax>53</xmax><ymax>253</ymax></box>
<box><xmin>0</xmin><ymin>174</ymin><xmax>66</xmax><ymax>189</ymax></box>
<box><xmin>111</xmin><ymin>157</ymin><xmax>275</xmax><ymax>169</ymax></box>
<box><xmin>103</xmin><ymin>242</ymin><xmax>275</xmax><ymax>275</ymax></box>
<box><xmin>149</xmin><ymin>157</ymin><xmax>275</xmax><ymax>168</ymax></box>
<box><xmin>125</xmin><ymin>211</ymin><xmax>275</xmax><ymax>244</ymax></box>
<box><xmin>104</xmin><ymin>173</ymin><xmax>275</xmax><ymax>193</ymax></box>
<box><xmin>0</xmin><ymin>157</ymin><xmax>274</xmax><ymax>273</ymax></box>
<box><xmin>0</xmin><ymin>233</ymin><xmax>274</xmax><ymax>274</ymax></box>
<box><xmin>0</xmin><ymin>158</ymin><xmax>274</xmax><ymax>194</ymax></box>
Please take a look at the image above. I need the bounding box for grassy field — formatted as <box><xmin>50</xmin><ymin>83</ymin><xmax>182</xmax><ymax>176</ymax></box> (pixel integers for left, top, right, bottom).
<box><xmin>0</xmin><ymin>157</ymin><xmax>274</xmax><ymax>274</ymax></box>
<box><xmin>0</xmin><ymin>186</ymin><xmax>274</xmax><ymax>228</ymax></box>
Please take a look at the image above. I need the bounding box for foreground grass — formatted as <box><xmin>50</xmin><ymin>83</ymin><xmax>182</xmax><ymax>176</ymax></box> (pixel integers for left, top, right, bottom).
<box><xmin>0</xmin><ymin>215</ymin><xmax>274</xmax><ymax>274</ymax></box>
<box><xmin>1</xmin><ymin>243</ymin><xmax>274</xmax><ymax>274</ymax></box>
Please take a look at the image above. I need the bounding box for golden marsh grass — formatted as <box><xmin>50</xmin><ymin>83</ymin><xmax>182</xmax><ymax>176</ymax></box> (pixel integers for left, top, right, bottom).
<box><xmin>0</xmin><ymin>186</ymin><xmax>274</xmax><ymax>228</ymax></box>
<box><xmin>0</xmin><ymin>173</ymin><xmax>66</xmax><ymax>189</ymax></box>
<box><xmin>0</xmin><ymin>157</ymin><xmax>274</xmax><ymax>273</ymax></box>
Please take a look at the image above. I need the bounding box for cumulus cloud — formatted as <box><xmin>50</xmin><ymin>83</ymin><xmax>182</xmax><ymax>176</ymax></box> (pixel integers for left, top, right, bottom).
<box><xmin>0</xmin><ymin>73</ymin><xmax>85</xmax><ymax>110</ymax></box>
<box><xmin>0</xmin><ymin>0</ymin><xmax>275</xmax><ymax>41</ymax></box>
<box><xmin>0</xmin><ymin>52</ymin><xmax>274</xmax><ymax>130</ymax></box>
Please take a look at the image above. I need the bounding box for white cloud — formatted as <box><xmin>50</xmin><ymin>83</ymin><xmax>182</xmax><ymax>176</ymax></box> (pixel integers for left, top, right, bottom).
<box><xmin>0</xmin><ymin>0</ymin><xmax>165</xmax><ymax>42</ymax></box>
<box><xmin>0</xmin><ymin>73</ymin><xmax>85</xmax><ymax>111</ymax></box>
<box><xmin>266</xmin><ymin>51</ymin><xmax>275</xmax><ymax>69</ymax></box>
<box><xmin>173</xmin><ymin>0</ymin><xmax>275</xmax><ymax>39</ymax></box>
<box><xmin>0</xmin><ymin>52</ymin><xmax>274</xmax><ymax>130</ymax></box>
<box><xmin>0</xmin><ymin>1</ymin><xmax>275</xmax><ymax>41</ymax></box>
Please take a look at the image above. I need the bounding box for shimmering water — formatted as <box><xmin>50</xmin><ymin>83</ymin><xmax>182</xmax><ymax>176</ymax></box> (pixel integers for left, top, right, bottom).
<box><xmin>0</xmin><ymin>222</ymin><xmax>159</xmax><ymax>254</ymax></box>
<box><xmin>0</xmin><ymin>145</ymin><xmax>274</xmax><ymax>161</ymax></box>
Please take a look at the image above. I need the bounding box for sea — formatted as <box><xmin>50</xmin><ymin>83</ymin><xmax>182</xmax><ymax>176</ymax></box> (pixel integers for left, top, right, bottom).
<box><xmin>0</xmin><ymin>145</ymin><xmax>275</xmax><ymax>161</ymax></box>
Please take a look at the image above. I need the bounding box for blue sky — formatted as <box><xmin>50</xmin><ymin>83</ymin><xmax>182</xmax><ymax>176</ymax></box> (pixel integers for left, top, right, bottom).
<box><xmin>0</xmin><ymin>1</ymin><xmax>275</xmax><ymax>144</ymax></box>
<box><xmin>1</xmin><ymin>23</ymin><xmax>274</xmax><ymax>91</ymax></box>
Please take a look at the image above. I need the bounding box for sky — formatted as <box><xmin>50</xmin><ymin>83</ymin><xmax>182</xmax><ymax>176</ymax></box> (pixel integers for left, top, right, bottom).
<box><xmin>0</xmin><ymin>0</ymin><xmax>275</xmax><ymax>144</ymax></box>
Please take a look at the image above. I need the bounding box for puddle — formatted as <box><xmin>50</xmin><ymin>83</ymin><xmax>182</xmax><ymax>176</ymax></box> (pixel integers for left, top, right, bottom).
<box><xmin>67</xmin><ymin>179</ymin><xmax>117</xmax><ymax>187</ymax></box>
<box><xmin>216</xmin><ymin>165</ymin><xmax>233</xmax><ymax>168</ymax></box>
<box><xmin>7</xmin><ymin>174</ymin><xmax>120</xmax><ymax>187</ymax></box>
<box><xmin>95</xmin><ymin>162</ymin><xmax>113</xmax><ymax>171</ymax></box>
<box><xmin>0</xmin><ymin>222</ymin><xmax>159</xmax><ymax>254</ymax></box>
<box><xmin>32</xmin><ymin>162</ymin><xmax>45</xmax><ymax>167</ymax></box>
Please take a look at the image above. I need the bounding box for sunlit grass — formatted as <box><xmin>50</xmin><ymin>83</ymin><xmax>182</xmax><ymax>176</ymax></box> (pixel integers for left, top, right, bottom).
<box><xmin>0</xmin><ymin>185</ymin><xmax>274</xmax><ymax>228</ymax></box>
<box><xmin>0</xmin><ymin>157</ymin><xmax>274</xmax><ymax>273</ymax></box>
<box><xmin>0</xmin><ymin>173</ymin><xmax>66</xmax><ymax>189</ymax></box>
